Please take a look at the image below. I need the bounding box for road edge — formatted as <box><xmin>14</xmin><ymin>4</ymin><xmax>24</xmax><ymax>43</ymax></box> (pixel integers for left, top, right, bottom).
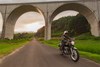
<box><xmin>0</xmin><ymin>44</ymin><xmax>26</xmax><ymax>64</ymax></box>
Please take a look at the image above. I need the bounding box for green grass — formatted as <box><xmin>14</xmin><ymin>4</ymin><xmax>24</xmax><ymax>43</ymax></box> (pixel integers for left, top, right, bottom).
<box><xmin>52</xmin><ymin>32</ymin><xmax>63</xmax><ymax>37</ymax></box>
<box><xmin>41</xmin><ymin>39</ymin><xmax>59</xmax><ymax>48</ymax></box>
<box><xmin>75</xmin><ymin>40</ymin><xmax>100</xmax><ymax>54</ymax></box>
<box><xmin>79</xmin><ymin>51</ymin><xmax>100</xmax><ymax>63</ymax></box>
<box><xmin>0</xmin><ymin>39</ymin><xmax>31</xmax><ymax>58</ymax></box>
<box><xmin>40</xmin><ymin>39</ymin><xmax>100</xmax><ymax>63</ymax></box>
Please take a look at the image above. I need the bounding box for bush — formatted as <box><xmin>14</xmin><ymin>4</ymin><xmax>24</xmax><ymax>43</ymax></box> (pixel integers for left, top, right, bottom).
<box><xmin>75</xmin><ymin>33</ymin><xmax>95</xmax><ymax>40</ymax></box>
<box><xmin>35</xmin><ymin>14</ymin><xmax>90</xmax><ymax>37</ymax></box>
<box><xmin>93</xmin><ymin>37</ymin><xmax>100</xmax><ymax>40</ymax></box>
<box><xmin>75</xmin><ymin>32</ymin><xmax>100</xmax><ymax>40</ymax></box>
<box><xmin>68</xmin><ymin>14</ymin><xmax>90</xmax><ymax>36</ymax></box>
<box><xmin>14</xmin><ymin>32</ymin><xmax>34</xmax><ymax>39</ymax></box>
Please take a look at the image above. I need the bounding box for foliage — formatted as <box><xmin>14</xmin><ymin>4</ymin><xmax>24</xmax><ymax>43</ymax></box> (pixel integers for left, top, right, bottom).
<box><xmin>68</xmin><ymin>14</ymin><xmax>90</xmax><ymax>36</ymax></box>
<box><xmin>40</xmin><ymin>38</ymin><xmax>100</xmax><ymax>63</ymax></box>
<box><xmin>40</xmin><ymin>39</ymin><xmax>60</xmax><ymax>48</ymax></box>
<box><xmin>75</xmin><ymin>32</ymin><xmax>94</xmax><ymax>40</ymax></box>
<box><xmin>0</xmin><ymin>32</ymin><xmax>34</xmax><ymax>58</ymax></box>
<box><xmin>0</xmin><ymin>39</ymin><xmax>31</xmax><ymax>58</ymax></box>
<box><xmin>75</xmin><ymin>40</ymin><xmax>100</xmax><ymax>54</ymax></box>
<box><xmin>79</xmin><ymin>51</ymin><xmax>100</xmax><ymax>63</ymax></box>
<box><xmin>14</xmin><ymin>32</ymin><xmax>34</xmax><ymax>39</ymax></box>
<box><xmin>35</xmin><ymin>14</ymin><xmax>90</xmax><ymax>37</ymax></box>
<box><xmin>75</xmin><ymin>32</ymin><xmax>100</xmax><ymax>40</ymax></box>
<box><xmin>52</xmin><ymin>16</ymin><xmax>73</xmax><ymax>33</ymax></box>
<box><xmin>34</xmin><ymin>27</ymin><xmax>45</xmax><ymax>37</ymax></box>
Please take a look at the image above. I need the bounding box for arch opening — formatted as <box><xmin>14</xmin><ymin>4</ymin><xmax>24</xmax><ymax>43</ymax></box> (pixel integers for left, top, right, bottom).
<box><xmin>3</xmin><ymin>5</ymin><xmax>45</xmax><ymax>39</ymax></box>
<box><xmin>15</xmin><ymin>12</ymin><xmax>45</xmax><ymax>33</ymax></box>
<box><xmin>50</xmin><ymin>3</ymin><xmax>99</xmax><ymax>37</ymax></box>
<box><xmin>51</xmin><ymin>10</ymin><xmax>91</xmax><ymax>37</ymax></box>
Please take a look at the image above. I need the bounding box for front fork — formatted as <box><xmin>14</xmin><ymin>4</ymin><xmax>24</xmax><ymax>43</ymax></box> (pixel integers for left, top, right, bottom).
<box><xmin>70</xmin><ymin>46</ymin><xmax>77</xmax><ymax>54</ymax></box>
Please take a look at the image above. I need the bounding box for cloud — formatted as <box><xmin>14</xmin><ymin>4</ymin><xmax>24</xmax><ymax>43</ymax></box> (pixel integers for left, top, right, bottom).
<box><xmin>15</xmin><ymin>12</ymin><xmax>45</xmax><ymax>32</ymax></box>
<box><xmin>15</xmin><ymin>21</ymin><xmax>45</xmax><ymax>32</ymax></box>
<box><xmin>0</xmin><ymin>10</ymin><xmax>78</xmax><ymax>33</ymax></box>
<box><xmin>54</xmin><ymin>10</ymin><xmax>78</xmax><ymax>20</ymax></box>
<box><xmin>16</xmin><ymin>12</ymin><xmax>44</xmax><ymax>24</ymax></box>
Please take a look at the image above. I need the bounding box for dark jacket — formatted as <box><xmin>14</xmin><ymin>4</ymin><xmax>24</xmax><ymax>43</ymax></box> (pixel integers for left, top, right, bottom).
<box><xmin>61</xmin><ymin>34</ymin><xmax>70</xmax><ymax>45</ymax></box>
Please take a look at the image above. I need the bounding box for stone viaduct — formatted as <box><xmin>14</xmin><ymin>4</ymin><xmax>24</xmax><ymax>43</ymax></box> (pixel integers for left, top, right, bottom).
<box><xmin>0</xmin><ymin>0</ymin><xmax>100</xmax><ymax>40</ymax></box>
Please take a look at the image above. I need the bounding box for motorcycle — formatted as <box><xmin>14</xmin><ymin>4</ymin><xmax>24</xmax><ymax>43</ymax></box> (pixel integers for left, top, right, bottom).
<box><xmin>59</xmin><ymin>38</ymin><xmax>79</xmax><ymax>62</ymax></box>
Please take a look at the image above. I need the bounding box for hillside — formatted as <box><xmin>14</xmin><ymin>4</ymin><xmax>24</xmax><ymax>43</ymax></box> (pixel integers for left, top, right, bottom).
<box><xmin>35</xmin><ymin>14</ymin><xmax>90</xmax><ymax>37</ymax></box>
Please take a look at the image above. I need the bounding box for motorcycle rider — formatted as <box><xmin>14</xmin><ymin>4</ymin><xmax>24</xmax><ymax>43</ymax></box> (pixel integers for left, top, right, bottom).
<box><xmin>61</xmin><ymin>31</ymin><xmax>71</xmax><ymax>53</ymax></box>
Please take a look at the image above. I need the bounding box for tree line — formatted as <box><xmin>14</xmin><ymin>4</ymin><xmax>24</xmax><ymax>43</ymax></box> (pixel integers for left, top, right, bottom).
<box><xmin>35</xmin><ymin>14</ymin><xmax>90</xmax><ymax>37</ymax></box>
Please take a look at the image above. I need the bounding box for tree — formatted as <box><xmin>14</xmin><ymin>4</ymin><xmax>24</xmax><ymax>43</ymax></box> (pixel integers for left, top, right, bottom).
<box><xmin>35</xmin><ymin>14</ymin><xmax>90</xmax><ymax>37</ymax></box>
<box><xmin>68</xmin><ymin>14</ymin><xmax>90</xmax><ymax>36</ymax></box>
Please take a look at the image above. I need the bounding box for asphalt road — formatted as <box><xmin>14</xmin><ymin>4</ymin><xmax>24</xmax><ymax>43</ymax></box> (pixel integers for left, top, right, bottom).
<box><xmin>0</xmin><ymin>40</ymin><xmax>100</xmax><ymax>67</ymax></box>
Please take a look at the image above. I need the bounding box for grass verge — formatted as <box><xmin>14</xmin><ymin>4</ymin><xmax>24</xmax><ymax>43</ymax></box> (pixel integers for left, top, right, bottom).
<box><xmin>39</xmin><ymin>39</ymin><xmax>100</xmax><ymax>63</ymax></box>
<box><xmin>79</xmin><ymin>51</ymin><xmax>100</xmax><ymax>63</ymax></box>
<box><xmin>0</xmin><ymin>39</ymin><xmax>31</xmax><ymax>58</ymax></box>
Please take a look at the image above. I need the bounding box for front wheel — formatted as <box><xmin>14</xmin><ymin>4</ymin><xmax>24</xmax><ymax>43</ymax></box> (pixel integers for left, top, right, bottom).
<box><xmin>70</xmin><ymin>49</ymin><xmax>79</xmax><ymax>62</ymax></box>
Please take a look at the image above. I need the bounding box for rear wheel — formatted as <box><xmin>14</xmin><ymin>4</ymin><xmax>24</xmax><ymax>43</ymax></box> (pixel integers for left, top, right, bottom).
<box><xmin>70</xmin><ymin>49</ymin><xmax>79</xmax><ymax>62</ymax></box>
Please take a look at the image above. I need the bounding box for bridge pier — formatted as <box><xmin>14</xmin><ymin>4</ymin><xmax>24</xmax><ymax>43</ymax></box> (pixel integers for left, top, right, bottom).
<box><xmin>44</xmin><ymin>18</ymin><xmax>51</xmax><ymax>40</ymax></box>
<box><xmin>90</xmin><ymin>21</ymin><xmax>100</xmax><ymax>37</ymax></box>
<box><xmin>0</xmin><ymin>1</ymin><xmax>100</xmax><ymax>40</ymax></box>
<box><xmin>1</xmin><ymin>21</ymin><xmax>14</xmax><ymax>40</ymax></box>
<box><xmin>87</xmin><ymin>13</ymin><xmax>100</xmax><ymax>37</ymax></box>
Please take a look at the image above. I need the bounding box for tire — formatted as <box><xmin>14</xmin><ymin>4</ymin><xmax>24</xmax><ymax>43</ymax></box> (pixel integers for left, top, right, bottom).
<box><xmin>70</xmin><ymin>49</ymin><xmax>79</xmax><ymax>62</ymax></box>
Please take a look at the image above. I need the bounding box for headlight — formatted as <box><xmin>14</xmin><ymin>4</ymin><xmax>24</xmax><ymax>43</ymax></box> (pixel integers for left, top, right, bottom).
<box><xmin>71</xmin><ymin>41</ymin><xmax>75</xmax><ymax>45</ymax></box>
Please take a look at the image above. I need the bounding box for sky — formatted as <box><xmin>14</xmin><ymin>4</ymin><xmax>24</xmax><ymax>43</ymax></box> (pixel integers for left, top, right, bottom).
<box><xmin>0</xmin><ymin>11</ymin><xmax>78</xmax><ymax>33</ymax></box>
<box><xmin>0</xmin><ymin>0</ymin><xmax>80</xmax><ymax>34</ymax></box>
<box><xmin>0</xmin><ymin>0</ymin><xmax>79</xmax><ymax>33</ymax></box>
<box><xmin>15</xmin><ymin>12</ymin><xmax>45</xmax><ymax>32</ymax></box>
<box><xmin>15</xmin><ymin>11</ymin><xmax>78</xmax><ymax>33</ymax></box>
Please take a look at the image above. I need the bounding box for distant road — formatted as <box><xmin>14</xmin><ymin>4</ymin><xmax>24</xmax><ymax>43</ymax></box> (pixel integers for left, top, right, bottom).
<box><xmin>0</xmin><ymin>40</ymin><xmax>100</xmax><ymax>67</ymax></box>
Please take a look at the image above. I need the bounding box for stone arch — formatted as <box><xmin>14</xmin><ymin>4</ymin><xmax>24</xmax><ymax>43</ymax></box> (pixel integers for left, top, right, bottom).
<box><xmin>50</xmin><ymin>3</ymin><xmax>99</xmax><ymax>36</ymax></box>
<box><xmin>2</xmin><ymin>5</ymin><xmax>45</xmax><ymax>39</ymax></box>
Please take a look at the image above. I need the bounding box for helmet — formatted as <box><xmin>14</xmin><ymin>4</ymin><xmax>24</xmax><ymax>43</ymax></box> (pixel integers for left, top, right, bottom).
<box><xmin>63</xmin><ymin>31</ymin><xmax>68</xmax><ymax>35</ymax></box>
